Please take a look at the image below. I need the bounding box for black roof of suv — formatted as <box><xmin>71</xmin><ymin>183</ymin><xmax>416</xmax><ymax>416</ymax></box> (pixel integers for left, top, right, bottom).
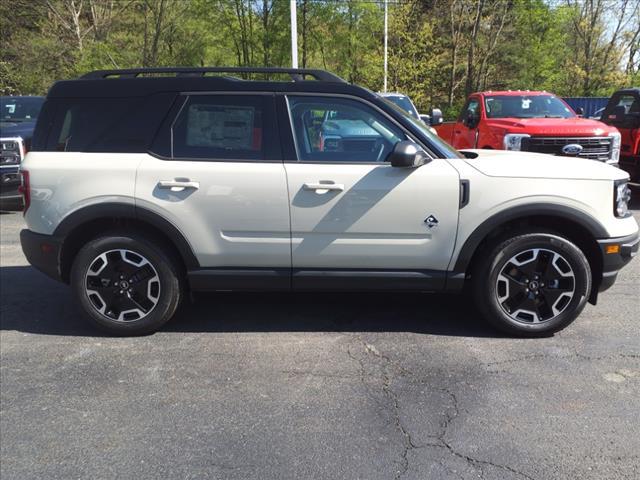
<box><xmin>35</xmin><ymin>67</ymin><xmax>458</xmax><ymax>159</ymax></box>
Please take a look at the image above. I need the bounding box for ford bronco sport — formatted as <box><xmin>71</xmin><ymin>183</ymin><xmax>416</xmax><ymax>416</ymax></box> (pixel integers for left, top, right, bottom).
<box><xmin>19</xmin><ymin>67</ymin><xmax>639</xmax><ymax>336</ymax></box>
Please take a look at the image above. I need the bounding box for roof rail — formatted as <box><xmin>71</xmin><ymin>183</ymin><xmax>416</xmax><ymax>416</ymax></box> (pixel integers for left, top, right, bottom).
<box><xmin>80</xmin><ymin>67</ymin><xmax>346</xmax><ymax>83</ymax></box>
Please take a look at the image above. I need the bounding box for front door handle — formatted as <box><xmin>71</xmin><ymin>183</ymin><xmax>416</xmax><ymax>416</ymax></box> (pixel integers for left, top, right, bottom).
<box><xmin>303</xmin><ymin>182</ymin><xmax>345</xmax><ymax>194</ymax></box>
<box><xmin>158</xmin><ymin>180</ymin><xmax>200</xmax><ymax>192</ymax></box>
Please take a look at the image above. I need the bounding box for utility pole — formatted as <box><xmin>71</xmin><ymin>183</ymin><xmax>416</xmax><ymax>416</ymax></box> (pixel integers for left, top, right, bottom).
<box><xmin>383</xmin><ymin>0</ymin><xmax>388</xmax><ymax>92</ymax></box>
<box><xmin>291</xmin><ymin>0</ymin><xmax>298</xmax><ymax>68</ymax></box>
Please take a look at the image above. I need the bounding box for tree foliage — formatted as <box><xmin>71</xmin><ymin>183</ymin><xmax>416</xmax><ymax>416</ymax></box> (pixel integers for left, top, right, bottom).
<box><xmin>2</xmin><ymin>0</ymin><xmax>639</xmax><ymax>116</ymax></box>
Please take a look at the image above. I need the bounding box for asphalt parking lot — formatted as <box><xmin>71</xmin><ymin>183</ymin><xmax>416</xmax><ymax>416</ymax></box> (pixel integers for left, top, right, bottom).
<box><xmin>1</xmin><ymin>199</ymin><xmax>639</xmax><ymax>480</ymax></box>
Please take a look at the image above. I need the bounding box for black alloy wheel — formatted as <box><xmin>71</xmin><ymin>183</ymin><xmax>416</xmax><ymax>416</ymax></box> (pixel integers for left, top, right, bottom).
<box><xmin>472</xmin><ymin>231</ymin><xmax>591</xmax><ymax>337</ymax></box>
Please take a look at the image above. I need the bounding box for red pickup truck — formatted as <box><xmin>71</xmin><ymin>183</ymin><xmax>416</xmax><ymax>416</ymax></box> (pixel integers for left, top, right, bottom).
<box><xmin>599</xmin><ymin>88</ymin><xmax>640</xmax><ymax>181</ymax></box>
<box><xmin>435</xmin><ymin>90</ymin><xmax>621</xmax><ymax>166</ymax></box>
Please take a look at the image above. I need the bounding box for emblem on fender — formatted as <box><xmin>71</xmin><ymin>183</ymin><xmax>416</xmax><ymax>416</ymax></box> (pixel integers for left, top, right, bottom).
<box><xmin>424</xmin><ymin>215</ymin><xmax>439</xmax><ymax>228</ymax></box>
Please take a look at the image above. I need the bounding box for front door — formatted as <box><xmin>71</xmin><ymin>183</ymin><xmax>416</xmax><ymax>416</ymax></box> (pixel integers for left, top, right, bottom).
<box><xmin>283</xmin><ymin>95</ymin><xmax>460</xmax><ymax>290</ymax></box>
<box><xmin>136</xmin><ymin>93</ymin><xmax>291</xmax><ymax>288</ymax></box>
<box><xmin>453</xmin><ymin>97</ymin><xmax>481</xmax><ymax>149</ymax></box>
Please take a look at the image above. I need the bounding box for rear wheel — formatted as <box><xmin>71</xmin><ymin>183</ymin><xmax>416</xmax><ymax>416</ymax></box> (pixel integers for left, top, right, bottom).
<box><xmin>70</xmin><ymin>232</ymin><xmax>182</xmax><ymax>335</ymax></box>
<box><xmin>472</xmin><ymin>231</ymin><xmax>591</xmax><ymax>336</ymax></box>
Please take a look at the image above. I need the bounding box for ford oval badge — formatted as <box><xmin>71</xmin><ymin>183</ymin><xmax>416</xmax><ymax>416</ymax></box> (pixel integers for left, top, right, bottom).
<box><xmin>561</xmin><ymin>144</ymin><xmax>583</xmax><ymax>156</ymax></box>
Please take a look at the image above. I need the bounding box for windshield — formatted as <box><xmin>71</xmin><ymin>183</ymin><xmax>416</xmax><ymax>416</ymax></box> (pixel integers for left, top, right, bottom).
<box><xmin>1</xmin><ymin>97</ymin><xmax>44</xmax><ymax>122</ymax></box>
<box><xmin>485</xmin><ymin>95</ymin><xmax>575</xmax><ymax>119</ymax></box>
<box><xmin>382</xmin><ymin>98</ymin><xmax>463</xmax><ymax>159</ymax></box>
<box><xmin>382</xmin><ymin>95</ymin><xmax>419</xmax><ymax>118</ymax></box>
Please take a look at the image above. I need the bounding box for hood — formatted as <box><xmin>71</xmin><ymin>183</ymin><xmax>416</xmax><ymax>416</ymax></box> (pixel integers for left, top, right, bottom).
<box><xmin>485</xmin><ymin>117</ymin><xmax>617</xmax><ymax>137</ymax></box>
<box><xmin>462</xmin><ymin>149</ymin><xmax>629</xmax><ymax>181</ymax></box>
<box><xmin>0</xmin><ymin>121</ymin><xmax>36</xmax><ymax>139</ymax></box>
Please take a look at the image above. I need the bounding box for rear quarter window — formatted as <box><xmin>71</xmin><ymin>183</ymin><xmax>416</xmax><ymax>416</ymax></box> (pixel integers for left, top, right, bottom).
<box><xmin>43</xmin><ymin>94</ymin><xmax>175</xmax><ymax>153</ymax></box>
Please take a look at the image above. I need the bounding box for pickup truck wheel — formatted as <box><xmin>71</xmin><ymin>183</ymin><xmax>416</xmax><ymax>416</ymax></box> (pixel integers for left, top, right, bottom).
<box><xmin>70</xmin><ymin>233</ymin><xmax>182</xmax><ymax>336</ymax></box>
<box><xmin>472</xmin><ymin>232</ymin><xmax>591</xmax><ymax>337</ymax></box>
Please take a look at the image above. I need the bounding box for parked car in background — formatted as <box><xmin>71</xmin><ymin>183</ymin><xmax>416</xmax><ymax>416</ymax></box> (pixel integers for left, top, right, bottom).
<box><xmin>434</xmin><ymin>91</ymin><xmax>621</xmax><ymax>166</ymax></box>
<box><xmin>378</xmin><ymin>92</ymin><xmax>442</xmax><ymax>134</ymax></box>
<box><xmin>600</xmin><ymin>88</ymin><xmax>640</xmax><ymax>182</ymax></box>
<box><xmin>318</xmin><ymin>107</ymin><xmax>386</xmax><ymax>157</ymax></box>
<box><xmin>1</xmin><ymin>96</ymin><xmax>45</xmax><ymax>210</ymax></box>
<box><xmin>379</xmin><ymin>92</ymin><xmax>420</xmax><ymax>119</ymax></box>
<box><xmin>19</xmin><ymin>67</ymin><xmax>638</xmax><ymax>337</ymax></box>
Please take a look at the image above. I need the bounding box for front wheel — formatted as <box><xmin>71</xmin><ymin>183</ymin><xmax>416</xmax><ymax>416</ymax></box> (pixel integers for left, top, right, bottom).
<box><xmin>70</xmin><ymin>232</ymin><xmax>183</xmax><ymax>335</ymax></box>
<box><xmin>472</xmin><ymin>232</ymin><xmax>592</xmax><ymax>337</ymax></box>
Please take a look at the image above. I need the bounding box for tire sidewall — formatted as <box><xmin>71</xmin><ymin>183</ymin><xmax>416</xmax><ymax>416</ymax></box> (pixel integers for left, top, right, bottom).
<box><xmin>478</xmin><ymin>233</ymin><xmax>591</xmax><ymax>336</ymax></box>
<box><xmin>70</xmin><ymin>234</ymin><xmax>181</xmax><ymax>335</ymax></box>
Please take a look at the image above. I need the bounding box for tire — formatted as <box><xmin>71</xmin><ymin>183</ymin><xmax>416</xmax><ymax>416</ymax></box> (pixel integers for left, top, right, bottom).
<box><xmin>472</xmin><ymin>231</ymin><xmax>591</xmax><ymax>337</ymax></box>
<box><xmin>70</xmin><ymin>232</ymin><xmax>183</xmax><ymax>335</ymax></box>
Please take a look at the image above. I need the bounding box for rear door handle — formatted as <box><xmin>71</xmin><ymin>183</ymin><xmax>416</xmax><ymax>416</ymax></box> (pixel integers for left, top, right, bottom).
<box><xmin>158</xmin><ymin>180</ymin><xmax>200</xmax><ymax>192</ymax></box>
<box><xmin>303</xmin><ymin>182</ymin><xmax>345</xmax><ymax>194</ymax></box>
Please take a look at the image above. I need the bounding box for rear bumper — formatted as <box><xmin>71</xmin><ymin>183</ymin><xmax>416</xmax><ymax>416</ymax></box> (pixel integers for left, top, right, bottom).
<box><xmin>597</xmin><ymin>231</ymin><xmax>640</xmax><ymax>292</ymax></box>
<box><xmin>20</xmin><ymin>229</ymin><xmax>64</xmax><ymax>282</ymax></box>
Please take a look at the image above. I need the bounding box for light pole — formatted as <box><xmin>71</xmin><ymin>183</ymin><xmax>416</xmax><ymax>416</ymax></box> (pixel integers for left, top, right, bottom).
<box><xmin>291</xmin><ymin>0</ymin><xmax>298</xmax><ymax>68</ymax></box>
<box><xmin>383</xmin><ymin>0</ymin><xmax>388</xmax><ymax>92</ymax></box>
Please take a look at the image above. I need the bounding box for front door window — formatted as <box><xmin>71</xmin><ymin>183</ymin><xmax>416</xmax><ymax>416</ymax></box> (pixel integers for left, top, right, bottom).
<box><xmin>287</xmin><ymin>96</ymin><xmax>404</xmax><ymax>163</ymax></box>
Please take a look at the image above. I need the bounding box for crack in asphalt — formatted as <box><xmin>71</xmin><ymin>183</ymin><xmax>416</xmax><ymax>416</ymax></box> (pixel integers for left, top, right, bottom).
<box><xmin>279</xmin><ymin>370</ymin><xmax>356</xmax><ymax>379</ymax></box>
<box><xmin>484</xmin><ymin>352</ymin><xmax>640</xmax><ymax>368</ymax></box>
<box><xmin>346</xmin><ymin>337</ymin><xmax>418</xmax><ymax>479</ymax></box>
<box><xmin>346</xmin><ymin>336</ymin><xmax>539</xmax><ymax>480</ymax></box>
<box><xmin>436</xmin><ymin>390</ymin><xmax>535</xmax><ymax>480</ymax></box>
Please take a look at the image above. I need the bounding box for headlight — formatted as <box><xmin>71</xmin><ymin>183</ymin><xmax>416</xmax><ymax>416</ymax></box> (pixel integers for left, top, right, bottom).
<box><xmin>503</xmin><ymin>133</ymin><xmax>530</xmax><ymax>151</ymax></box>
<box><xmin>610</xmin><ymin>131</ymin><xmax>621</xmax><ymax>164</ymax></box>
<box><xmin>614</xmin><ymin>179</ymin><xmax>632</xmax><ymax>218</ymax></box>
<box><xmin>1</xmin><ymin>141</ymin><xmax>18</xmax><ymax>151</ymax></box>
<box><xmin>0</xmin><ymin>137</ymin><xmax>25</xmax><ymax>166</ymax></box>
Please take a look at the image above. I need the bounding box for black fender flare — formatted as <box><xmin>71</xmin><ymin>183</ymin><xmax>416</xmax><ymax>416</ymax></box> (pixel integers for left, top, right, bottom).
<box><xmin>54</xmin><ymin>202</ymin><xmax>200</xmax><ymax>269</ymax></box>
<box><xmin>451</xmin><ymin>203</ymin><xmax>608</xmax><ymax>274</ymax></box>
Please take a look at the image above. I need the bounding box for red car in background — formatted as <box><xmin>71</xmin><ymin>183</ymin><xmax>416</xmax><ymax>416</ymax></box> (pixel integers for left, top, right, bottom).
<box><xmin>435</xmin><ymin>90</ymin><xmax>621</xmax><ymax>166</ymax></box>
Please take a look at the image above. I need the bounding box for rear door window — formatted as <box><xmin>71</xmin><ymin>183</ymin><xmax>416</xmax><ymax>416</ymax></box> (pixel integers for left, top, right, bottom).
<box><xmin>171</xmin><ymin>95</ymin><xmax>276</xmax><ymax>161</ymax></box>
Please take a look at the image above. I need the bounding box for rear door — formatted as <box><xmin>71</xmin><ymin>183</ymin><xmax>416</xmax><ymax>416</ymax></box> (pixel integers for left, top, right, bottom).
<box><xmin>281</xmin><ymin>94</ymin><xmax>460</xmax><ymax>290</ymax></box>
<box><xmin>136</xmin><ymin>93</ymin><xmax>291</xmax><ymax>288</ymax></box>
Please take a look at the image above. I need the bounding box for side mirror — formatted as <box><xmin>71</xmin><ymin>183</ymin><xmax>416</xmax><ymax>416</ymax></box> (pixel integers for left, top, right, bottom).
<box><xmin>575</xmin><ymin>107</ymin><xmax>584</xmax><ymax>116</ymax></box>
<box><xmin>419</xmin><ymin>114</ymin><xmax>431</xmax><ymax>124</ymax></box>
<box><xmin>429</xmin><ymin>108</ymin><xmax>443</xmax><ymax>126</ymax></box>
<box><xmin>388</xmin><ymin>141</ymin><xmax>430</xmax><ymax>168</ymax></box>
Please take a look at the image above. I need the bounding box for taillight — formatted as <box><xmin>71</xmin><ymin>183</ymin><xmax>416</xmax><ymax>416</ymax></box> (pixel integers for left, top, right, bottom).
<box><xmin>18</xmin><ymin>170</ymin><xmax>30</xmax><ymax>214</ymax></box>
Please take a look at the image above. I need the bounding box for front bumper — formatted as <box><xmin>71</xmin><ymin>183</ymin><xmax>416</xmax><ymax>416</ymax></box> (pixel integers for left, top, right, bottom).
<box><xmin>597</xmin><ymin>231</ymin><xmax>640</xmax><ymax>293</ymax></box>
<box><xmin>20</xmin><ymin>230</ymin><xmax>64</xmax><ymax>282</ymax></box>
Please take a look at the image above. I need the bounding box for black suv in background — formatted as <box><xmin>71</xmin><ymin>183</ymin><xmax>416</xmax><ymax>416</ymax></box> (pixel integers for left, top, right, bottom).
<box><xmin>1</xmin><ymin>96</ymin><xmax>45</xmax><ymax>210</ymax></box>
